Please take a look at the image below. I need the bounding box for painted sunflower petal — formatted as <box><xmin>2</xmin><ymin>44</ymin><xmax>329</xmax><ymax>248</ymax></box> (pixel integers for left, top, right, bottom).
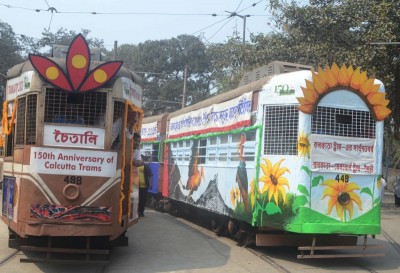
<box><xmin>326</xmin><ymin>197</ymin><xmax>336</xmax><ymax>215</ymax></box>
<box><xmin>338</xmin><ymin>64</ymin><xmax>350</xmax><ymax>85</ymax></box>
<box><xmin>367</xmin><ymin>92</ymin><xmax>386</xmax><ymax>106</ymax></box>
<box><xmin>278</xmin><ymin>176</ymin><xmax>290</xmax><ymax>190</ymax></box>
<box><xmin>276</xmin><ymin>167</ymin><xmax>290</xmax><ymax>178</ymax></box>
<box><xmin>321</xmin><ymin>179</ymin><xmax>337</xmax><ymax>187</ymax></box>
<box><xmin>264</xmin><ymin>159</ymin><xmax>273</xmax><ymax>172</ymax></box>
<box><xmin>350</xmin><ymin>67</ymin><xmax>362</xmax><ymax>90</ymax></box>
<box><xmin>312</xmin><ymin>70</ymin><xmax>329</xmax><ymax>94</ymax></box>
<box><xmin>298</xmin><ymin>104</ymin><xmax>314</xmax><ymax>114</ymax></box>
<box><xmin>272</xmin><ymin>159</ymin><xmax>285</xmax><ymax>175</ymax></box>
<box><xmin>336</xmin><ymin>203</ymin><xmax>344</xmax><ymax>221</ymax></box>
<box><xmin>344</xmin><ymin>182</ymin><xmax>360</xmax><ymax>192</ymax></box>
<box><xmin>260</xmin><ymin>163</ymin><xmax>271</xmax><ymax>176</ymax></box>
<box><xmin>345</xmin><ymin>202</ymin><xmax>354</xmax><ymax>220</ymax></box>
<box><xmin>267</xmin><ymin>187</ymin><xmax>275</xmax><ymax>202</ymax></box>
<box><xmin>359</xmin><ymin>78</ymin><xmax>374</xmax><ymax>95</ymax></box>
<box><xmin>273</xmin><ymin>190</ymin><xmax>279</xmax><ymax>206</ymax></box>
<box><xmin>301</xmin><ymin>86</ymin><xmax>318</xmax><ymax>103</ymax></box>
<box><xmin>374</xmin><ymin>105</ymin><xmax>392</xmax><ymax>121</ymax></box>
<box><xmin>331</xmin><ymin>62</ymin><xmax>340</xmax><ymax>79</ymax></box>
<box><xmin>278</xmin><ymin>185</ymin><xmax>288</xmax><ymax>203</ymax></box>
<box><xmin>325</xmin><ymin>65</ymin><xmax>338</xmax><ymax>88</ymax></box>
<box><xmin>322</xmin><ymin>187</ymin><xmax>338</xmax><ymax>198</ymax></box>
<box><xmin>349</xmin><ymin>191</ymin><xmax>363</xmax><ymax>210</ymax></box>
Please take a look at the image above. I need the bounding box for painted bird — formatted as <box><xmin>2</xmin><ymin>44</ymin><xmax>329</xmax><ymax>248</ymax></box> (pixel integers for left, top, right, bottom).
<box><xmin>236</xmin><ymin>134</ymin><xmax>249</xmax><ymax>211</ymax></box>
<box><xmin>186</xmin><ymin>155</ymin><xmax>205</xmax><ymax>196</ymax></box>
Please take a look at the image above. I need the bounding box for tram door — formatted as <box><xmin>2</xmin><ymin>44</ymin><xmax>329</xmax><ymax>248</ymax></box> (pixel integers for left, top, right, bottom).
<box><xmin>123</xmin><ymin>109</ymin><xmax>140</xmax><ymax>223</ymax></box>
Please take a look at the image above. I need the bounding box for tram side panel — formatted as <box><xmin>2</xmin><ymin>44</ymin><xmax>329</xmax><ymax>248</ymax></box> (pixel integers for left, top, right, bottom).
<box><xmin>159</xmin><ymin>65</ymin><xmax>390</xmax><ymax>237</ymax></box>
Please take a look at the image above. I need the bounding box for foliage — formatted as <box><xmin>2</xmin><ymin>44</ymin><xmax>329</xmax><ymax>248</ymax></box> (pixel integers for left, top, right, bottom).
<box><xmin>18</xmin><ymin>28</ymin><xmax>104</xmax><ymax>57</ymax></box>
<box><xmin>107</xmin><ymin>35</ymin><xmax>213</xmax><ymax>115</ymax></box>
<box><xmin>0</xmin><ymin>21</ymin><xmax>23</xmax><ymax>100</ymax></box>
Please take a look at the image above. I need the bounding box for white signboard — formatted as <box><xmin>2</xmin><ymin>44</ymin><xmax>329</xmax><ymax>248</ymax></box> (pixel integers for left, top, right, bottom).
<box><xmin>310</xmin><ymin>134</ymin><xmax>376</xmax><ymax>175</ymax></box>
<box><xmin>44</xmin><ymin>125</ymin><xmax>105</xmax><ymax>149</ymax></box>
<box><xmin>168</xmin><ymin>92</ymin><xmax>253</xmax><ymax>138</ymax></box>
<box><xmin>6</xmin><ymin>71</ymin><xmax>33</xmax><ymax>100</ymax></box>
<box><xmin>30</xmin><ymin>147</ymin><xmax>117</xmax><ymax>177</ymax></box>
<box><xmin>141</xmin><ymin>121</ymin><xmax>158</xmax><ymax>141</ymax></box>
<box><xmin>122</xmin><ymin>77</ymin><xmax>142</xmax><ymax>107</ymax></box>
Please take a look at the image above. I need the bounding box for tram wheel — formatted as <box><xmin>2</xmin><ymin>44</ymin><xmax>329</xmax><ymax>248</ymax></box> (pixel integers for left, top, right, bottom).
<box><xmin>211</xmin><ymin>218</ymin><xmax>224</xmax><ymax>236</ymax></box>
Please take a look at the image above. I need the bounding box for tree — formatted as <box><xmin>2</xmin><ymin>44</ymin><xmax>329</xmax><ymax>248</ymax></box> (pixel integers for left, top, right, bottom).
<box><xmin>0</xmin><ymin>21</ymin><xmax>23</xmax><ymax>100</ymax></box>
<box><xmin>18</xmin><ymin>28</ymin><xmax>104</xmax><ymax>57</ymax></box>
<box><xmin>109</xmin><ymin>35</ymin><xmax>213</xmax><ymax>115</ymax></box>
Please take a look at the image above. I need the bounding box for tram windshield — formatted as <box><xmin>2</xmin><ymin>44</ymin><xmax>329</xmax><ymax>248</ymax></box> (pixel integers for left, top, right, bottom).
<box><xmin>44</xmin><ymin>89</ymin><xmax>107</xmax><ymax>127</ymax></box>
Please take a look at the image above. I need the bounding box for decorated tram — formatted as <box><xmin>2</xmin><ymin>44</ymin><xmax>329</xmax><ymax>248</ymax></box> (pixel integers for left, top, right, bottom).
<box><xmin>0</xmin><ymin>34</ymin><xmax>143</xmax><ymax>262</ymax></box>
<box><xmin>142</xmin><ymin>61</ymin><xmax>391</xmax><ymax>258</ymax></box>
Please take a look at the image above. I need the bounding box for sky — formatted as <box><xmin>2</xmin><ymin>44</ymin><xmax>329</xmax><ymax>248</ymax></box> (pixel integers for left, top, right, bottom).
<box><xmin>0</xmin><ymin>0</ymin><xmax>276</xmax><ymax>50</ymax></box>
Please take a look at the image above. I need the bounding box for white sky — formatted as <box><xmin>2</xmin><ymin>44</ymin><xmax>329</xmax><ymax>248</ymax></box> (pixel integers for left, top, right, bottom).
<box><xmin>1</xmin><ymin>0</ymin><xmax>276</xmax><ymax>49</ymax></box>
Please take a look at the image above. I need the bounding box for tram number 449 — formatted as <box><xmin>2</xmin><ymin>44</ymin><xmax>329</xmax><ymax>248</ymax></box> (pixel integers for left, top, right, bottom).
<box><xmin>335</xmin><ymin>174</ymin><xmax>349</xmax><ymax>183</ymax></box>
<box><xmin>64</xmin><ymin>176</ymin><xmax>82</xmax><ymax>185</ymax></box>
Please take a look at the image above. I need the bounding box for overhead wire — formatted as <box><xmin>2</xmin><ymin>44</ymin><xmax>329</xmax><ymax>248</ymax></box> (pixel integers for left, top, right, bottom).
<box><xmin>0</xmin><ymin>1</ymin><xmax>273</xmax><ymax>43</ymax></box>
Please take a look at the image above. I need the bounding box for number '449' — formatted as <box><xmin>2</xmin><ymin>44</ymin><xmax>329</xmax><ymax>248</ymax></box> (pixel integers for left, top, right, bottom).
<box><xmin>335</xmin><ymin>174</ymin><xmax>349</xmax><ymax>183</ymax></box>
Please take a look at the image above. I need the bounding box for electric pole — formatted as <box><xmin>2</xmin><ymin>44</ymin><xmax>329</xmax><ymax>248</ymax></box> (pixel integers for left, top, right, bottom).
<box><xmin>225</xmin><ymin>11</ymin><xmax>250</xmax><ymax>44</ymax></box>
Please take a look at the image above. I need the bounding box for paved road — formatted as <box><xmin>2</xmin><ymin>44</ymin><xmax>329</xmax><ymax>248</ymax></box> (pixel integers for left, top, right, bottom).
<box><xmin>0</xmin><ymin>192</ymin><xmax>399</xmax><ymax>273</ymax></box>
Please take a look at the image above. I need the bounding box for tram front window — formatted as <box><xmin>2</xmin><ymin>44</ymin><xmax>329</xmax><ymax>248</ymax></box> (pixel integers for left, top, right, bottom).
<box><xmin>44</xmin><ymin>89</ymin><xmax>107</xmax><ymax>127</ymax></box>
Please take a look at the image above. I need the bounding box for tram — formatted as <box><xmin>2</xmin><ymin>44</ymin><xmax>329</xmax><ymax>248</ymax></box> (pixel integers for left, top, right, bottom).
<box><xmin>142</xmin><ymin>61</ymin><xmax>391</xmax><ymax>257</ymax></box>
<box><xmin>0</xmin><ymin>34</ymin><xmax>143</xmax><ymax>261</ymax></box>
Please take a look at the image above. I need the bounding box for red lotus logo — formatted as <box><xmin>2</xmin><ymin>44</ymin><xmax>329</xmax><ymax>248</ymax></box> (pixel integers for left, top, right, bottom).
<box><xmin>29</xmin><ymin>34</ymin><xmax>123</xmax><ymax>92</ymax></box>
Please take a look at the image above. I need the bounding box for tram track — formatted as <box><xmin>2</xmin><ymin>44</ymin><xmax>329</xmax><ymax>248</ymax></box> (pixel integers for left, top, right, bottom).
<box><xmin>0</xmin><ymin>249</ymin><xmax>19</xmax><ymax>266</ymax></box>
<box><xmin>381</xmin><ymin>228</ymin><xmax>400</xmax><ymax>254</ymax></box>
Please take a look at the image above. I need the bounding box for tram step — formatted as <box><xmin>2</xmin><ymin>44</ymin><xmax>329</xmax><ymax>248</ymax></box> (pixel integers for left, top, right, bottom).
<box><xmin>297</xmin><ymin>244</ymin><xmax>385</xmax><ymax>259</ymax></box>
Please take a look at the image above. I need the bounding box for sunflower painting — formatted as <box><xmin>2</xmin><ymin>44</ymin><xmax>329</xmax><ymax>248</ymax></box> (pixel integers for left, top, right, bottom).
<box><xmin>259</xmin><ymin>158</ymin><xmax>290</xmax><ymax>206</ymax></box>
<box><xmin>298</xmin><ymin>132</ymin><xmax>310</xmax><ymax>158</ymax></box>
<box><xmin>321</xmin><ymin>179</ymin><xmax>362</xmax><ymax>222</ymax></box>
<box><xmin>297</xmin><ymin>63</ymin><xmax>391</xmax><ymax>121</ymax></box>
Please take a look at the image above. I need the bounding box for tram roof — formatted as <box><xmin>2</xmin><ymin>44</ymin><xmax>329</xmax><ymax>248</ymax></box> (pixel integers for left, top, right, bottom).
<box><xmin>6</xmin><ymin>58</ymin><xmax>143</xmax><ymax>87</ymax></box>
<box><xmin>166</xmin><ymin>76</ymin><xmax>272</xmax><ymax>120</ymax></box>
<box><xmin>143</xmin><ymin>113</ymin><xmax>168</xmax><ymax>124</ymax></box>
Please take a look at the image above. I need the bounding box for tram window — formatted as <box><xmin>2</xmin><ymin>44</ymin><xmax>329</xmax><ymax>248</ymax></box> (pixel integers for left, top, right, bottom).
<box><xmin>263</xmin><ymin>105</ymin><xmax>299</xmax><ymax>155</ymax></box>
<box><xmin>336</xmin><ymin>114</ymin><xmax>352</xmax><ymax>124</ymax></box>
<box><xmin>198</xmin><ymin>139</ymin><xmax>207</xmax><ymax>164</ymax></box>
<box><xmin>208</xmin><ymin>147</ymin><xmax>216</xmax><ymax>162</ymax></box>
<box><xmin>209</xmin><ymin>136</ymin><xmax>217</xmax><ymax>145</ymax></box>
<box><xmin>218</xmin><ymin>148</ymin><xmax>228</xmax><ymax>162</ymax></box>
<box><xmin>15</xmin><ymin>94</ymin><xmax>37</xmax><ymax>146</ymax></box>
<box><xmin>16</xmin><ymin>97</ymin><xmax>26</xmax><ymax>145</ymax></box>
<box><xmin>312</xmin><ymin>106</ymin><xmax>375</xmax><ymax>138</ymax></box>
<box><xmin>152</xmin><ymin>143</ymin><xmax>159</xmax><ymax>162</ymax></box>
<box><xmin>44</xmin><ymin>89</ymin><xmax>107</xmax><ymax>126</ymax></box>
<box><xmin>111</xmin><ymin>101</ymin><xmax>124</xmax><ymax>150</ymax></box>
<box><xmin>220</xmin><ymin>134</ymin><xmax>229</xmax><ymax>144</ymax></box>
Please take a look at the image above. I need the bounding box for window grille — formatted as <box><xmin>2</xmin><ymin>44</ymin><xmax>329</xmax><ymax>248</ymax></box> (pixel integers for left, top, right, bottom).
<box><xmin>44</xmin><ymin>89</ymin><xmax>107</xmax><ymax>126</ymax></box>
<box><xmin>263</xmin><ymin>105</ymin><xmax>299</xmax><ymax>155</ymax></box>
<box><xmin>141</xmin><ymin>143</ymin><xmax>159</xmax><ymax>162</ymax></box>
<box><xmin>111</xmin><ymin>101</ymin><xmax>125</xmax><ymax>150</ymax></box>
<box><xmin>26</xmin><ymin>95</ymin><xmax>37</xmax><ymax>144</ymax></box>
<box><xmin>16</xmin><ymin>97</ymin><xmax>26</xmax><ymax>145</ymax></box>
<box><xmin>15</xmin><ymin>94</ymin><xmax>37</xmax><ymax>146</ymax></box>
<box><xmin>311</xmin><ymin>106</ymin><xmax>375</xmax><ymax>138</ymax></box>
